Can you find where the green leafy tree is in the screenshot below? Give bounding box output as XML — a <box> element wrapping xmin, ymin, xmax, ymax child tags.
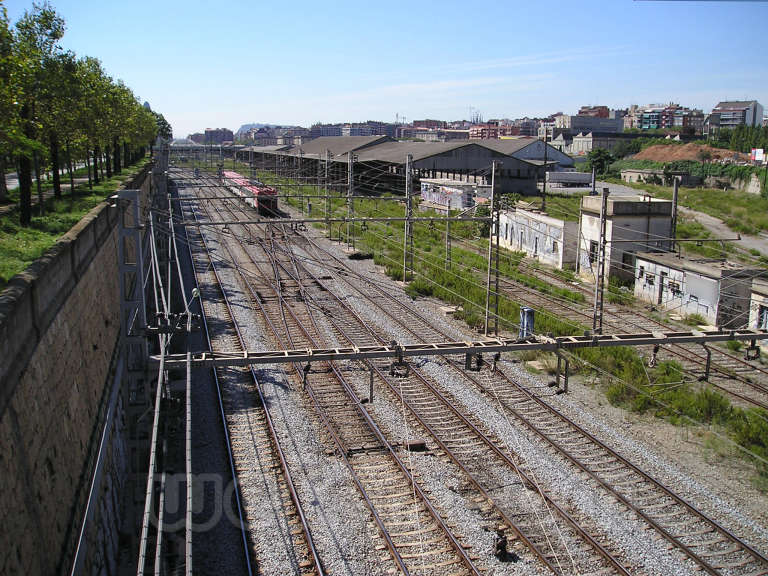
<box><xmin>0</xmin><ymin>5</ymin><xmax>16</xmax><ymax>203</ymax></box>
<box><xmin>12</xmin><ymin>1</ymin><xmax>65</xmax><ymax>224</ymax></box>
<box><xmin>153</xmin><ymin>110</ymin><xmax>172</xmax><ymax>142</ymax></box>
<box><xmin>586</xmin><ymin>147</ymin><xmax>615</xmax><ymax>176</ymax></box>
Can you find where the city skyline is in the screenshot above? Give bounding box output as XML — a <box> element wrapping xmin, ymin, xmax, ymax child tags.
<box><xmin>6</xmin><ymin>0</ymin><xmax>767</xmax><ymax>137</ymax></box>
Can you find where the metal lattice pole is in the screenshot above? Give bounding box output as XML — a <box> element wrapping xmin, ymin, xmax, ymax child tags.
<box><xmin>592</xmin><ymin>187</ymin><xmax>610</xmax><ymax>334</ymax></box>
<box><xmin>484</xmin><ymin>161</ymin><xmax>497</xmax><ymax>336</ymax></box>
<box><xmin>403</xmin><ymin>154</ymin><xmax>413</xmax><ymax>282</ymax></box>
<box><xmin>445</xmin><ymin>215</ymin><xmax>451</xmax><ymax>270</ymax></box>
<box><xmin>347</xmin><ymin>152</ymin><xmax>355</xmax><ymax>250</ymax></box>
<box><xmin>325</xmin><ymin>150</ymin><xmax>331</xmax><ymax>239</ymax></box>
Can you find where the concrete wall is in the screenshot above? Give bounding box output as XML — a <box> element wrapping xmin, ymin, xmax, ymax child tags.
<box><xmin>499</xmin><ymin>209</ymin><xmax>578</xmax><ymax>269</ymax></box>
<box><xmin>578</xmin><ymin>211</ymin><xmax>672</xmax><ymax>281</ymax></box>
<box><xmin>749</xmin><ymin>285</ymin><xmax>768</xmax><ymax>350</ymax></box>
<box><xmin>634</xmin><ymin>257</ymin><xmax>720</xmax><ymax>323</ymax></box>
<box><xmin>0</xmin><ymin>166</ymin><xmax>150</xmax><ymax>575</ymax></box>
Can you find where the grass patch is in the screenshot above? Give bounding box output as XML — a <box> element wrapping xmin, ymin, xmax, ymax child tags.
<box><xmin>0</xmin><ymin>159</ymin><xmax>149</xmax><ymax>290</ymax></box>
<box><xmin>682</xmin><ymin>312</ymin><xmax>707</xmax><ymax>326</ymax></box>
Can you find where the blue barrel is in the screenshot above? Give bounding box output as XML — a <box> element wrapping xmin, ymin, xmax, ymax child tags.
<box><xmin>519</xmin><ymin>307</ymin><xmax>535</xmax><ymax>339</ymax></box>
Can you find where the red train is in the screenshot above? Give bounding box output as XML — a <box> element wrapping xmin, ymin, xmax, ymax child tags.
<box><xmin>221</xmin><ymin>170</ymin><xmax>278</xmax><ymax>215</ymax></box>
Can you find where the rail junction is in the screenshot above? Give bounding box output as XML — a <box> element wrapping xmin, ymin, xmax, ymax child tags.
<box><xmin>92</xmin><ymin>148</ymin><xmax>768</xmax><ymax>576</ymax></box>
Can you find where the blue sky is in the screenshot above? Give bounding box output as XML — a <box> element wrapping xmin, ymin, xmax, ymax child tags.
<box><xmin>5</xmin><ymin>0</ymin><xmax>768</xmax><ymax>138</ymax></box>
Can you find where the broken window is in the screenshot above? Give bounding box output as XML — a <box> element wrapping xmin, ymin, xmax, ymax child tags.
<box><xmin>589</xmin><ymin>240</ymin><xmax>598</xmax><ymax>264</ymax></box>
<box><xmin>759</xmin><ymin>305</ymin><xmax>768</xmax><ymax>330</ymax></box>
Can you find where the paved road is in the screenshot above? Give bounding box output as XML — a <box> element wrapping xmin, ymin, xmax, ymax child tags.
<box><xmin>677</xmin><ymin>206</ymin><xmax>768</xmax><ymax>256</ymax></box>
<box><xmin>5</xmin><ymin>164</ymin><xmax>85</xmax><ymax>190</ymax></box>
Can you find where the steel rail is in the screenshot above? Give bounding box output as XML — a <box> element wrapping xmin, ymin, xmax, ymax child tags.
<box><xmin>184</xmin><ymin>177</ymin><xmax>323</xmax><ymax>575</ymax></box>
<box><xmin>491</xmin><ymin>272</ymin><xmax>768</xmax><ymax>411</ymax></box>
<box><xmin>276</xmin><ymin>242</ymin><xmax>632</xmax><ymax>575</ymax></box>
<box><xmin>177</xmin><ymin>184</ymin><xmax>256</xmax><ymax>575</ymax></box>
<box><xmin>211</xmin><ymin>187</ymin><xmax>629</xmax><ymax>574</ymax></box>
<box><xmin>200</xmin><ymin>181</ymin><xmax>481</xmax><ymax>576</ymax></box>
<box><xmin>303</xmin><ymin>233</ymin><xmax>768</xmax><ymax>576</ymax></box>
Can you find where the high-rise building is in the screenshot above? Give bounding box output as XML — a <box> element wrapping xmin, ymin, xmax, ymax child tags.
<box><xmin>710</xmin><ymin>100</ymin><xmax>764</xmax><ymax>129</ymax></box>
<box><xmin>204</xmin><ymin>128</ymin><xmax>234</xmax><ymax>144</ymax></box>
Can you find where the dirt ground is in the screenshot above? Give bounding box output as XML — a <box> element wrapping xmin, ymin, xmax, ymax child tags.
<box><xmin>633</xmin><ymin>142</ymin><xmax>748</xmax><ymax>162</ymax></box>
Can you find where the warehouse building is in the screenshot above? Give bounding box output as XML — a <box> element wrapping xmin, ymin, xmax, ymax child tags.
<box><xmin>634</xmin><ymin>253</ymin><xmax>763</xmax><ymax>328</ymax></box>
<box><xmin>236</xmin><ymin>136</ymin><xmax>572</xmax><ymax>197</ymax></box>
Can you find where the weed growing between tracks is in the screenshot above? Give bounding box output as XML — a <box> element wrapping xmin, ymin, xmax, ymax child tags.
<box><xmin>260</xmin><ymin>168</ymin><xmax>768</xmax><ymax>481</ymax></box>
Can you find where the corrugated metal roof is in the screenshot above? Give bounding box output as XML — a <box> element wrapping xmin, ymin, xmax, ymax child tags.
<box><xmin>287</xmin><ymin>135</ymin><xmax>391</xmax><ymax>158</ymax></box>
<box><xmin>353</xmin><ymin>141</ymin><xmax>480</xmax><ymax>163</ymax></box>
<box><xmin>473</xmin><ymin>137</ymin><xmax>539</xmax><ymax>155</ymax></box>
<box><xmin>242</xmin><ymin>144</ymin><xmax>292</xmax><ymax>152</ymax></box>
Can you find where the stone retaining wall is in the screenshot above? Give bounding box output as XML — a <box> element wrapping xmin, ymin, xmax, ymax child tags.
<box><xmin>0</xmin><ymin>165</ymin><xmax>151</xmax><ymax>575</ymax></box>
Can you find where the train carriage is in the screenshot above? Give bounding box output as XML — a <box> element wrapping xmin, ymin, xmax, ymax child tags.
<box><xmin>221</xmin><ymin>170</ymin><xmax>278</xmax><ymax>215</ymax></box>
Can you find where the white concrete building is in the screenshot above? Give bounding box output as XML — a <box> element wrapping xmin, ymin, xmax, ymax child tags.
<box><xmin>499</xmin><ymin>208</ymin><xmax>578</xmax><ymax>269</ymax></box>
<box><xmin>749</xmin><ymin>279</ymin><xmax>768</xmax><ymax>329</ymax></box>
<box><xmin>634</xmin><ymin>253</ymin><xmax>763</xmax><ymax>328</ymax></box>
<box><xmin>578</xmin><ymin>194</ymin><xmax>673</xmax><ymax>281</ymax></box>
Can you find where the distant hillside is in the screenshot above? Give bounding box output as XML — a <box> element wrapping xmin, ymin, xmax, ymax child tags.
<box><xmin>633</xmin><ymin>143</ymin><xmax>748</xmax><ymax>163</ymax></box>
<box><xmin>236</xmin><ymin>123</ymin><xmax>277</xmax><ymax>135</ymax></box>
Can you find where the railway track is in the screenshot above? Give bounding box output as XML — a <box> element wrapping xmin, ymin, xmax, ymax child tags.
<box><xmin>193</xmin><ymin>179</ymin><xmax>481</xmax><ymax>576</ymax></box>
<box><xmin>173</xmin><ymin>172</ymin><xmax>768</xmax><ymax>575</ymax></box>
<box><xmin>449</xmin><ymin>235</ymin><xmax>768</xmax><ymax>411</ymax></box>
<box><xmin>205</xmin><ymin>190</ymin><xmax>638</xmax><ymax>574</ymax></box>
<box><xmin>295</xmin><ymin>233</ymin><xmax>768</xmax><ymax>576</ymax></box>
<box><xmin>178</xmin><ymin>173</ymin><xmax>322</xmax><ymax>575</ymax></box>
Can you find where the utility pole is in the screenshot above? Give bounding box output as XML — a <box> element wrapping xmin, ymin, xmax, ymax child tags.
<box><xmin>493</xmin><ymin>191</ymin><xmax>501</xmax><ymax>336</ymax></box>
<box><xmin>592</xmin><ymin>187</ymin><xmax>610</xmax><ymax>335</ymax></box>
<box><xmin>445</xmin><ymin>211</ymin><xmax>451</xmax><ymax>270</ymax></box>
<box><xmin>542</xmin><ymin>127</ymin><xmax>548</xmax><ymax>212</ymax></box>
<box><xmin>591</xmin><ymin>166</ymin><xmax>596</xmax><ymax>196</ymax></box>
<box><xmin>484</xmin><ymin>161</ymin><xmax>497</xmax><ymax>336</ymax></box>
<box><xmin>299</xmin><ymin>149</ymin><xmax>305</xmax><ymax>214</ymax></box>
<box><xmin>325</xmin><ymin>150</ymin><xmax>331</xmax><ymax>239</ymax></box>
<box><xmin>403</xmin><ymin>154</ymin><xmax>413</xmax><ymax>282</ymax></box>
<box><xmin>670</xmin><ymin>177</ymin><xmax>679</xmax><ymax>250</ymax></box>
<box><xmin>347</xmin><ymin>152</ymin><xmax>355</xmax><ymax>249</ymax></box>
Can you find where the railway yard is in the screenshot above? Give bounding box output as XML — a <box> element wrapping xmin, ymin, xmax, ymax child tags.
<box><xmin>131</xmin><ymin>157</ymin><xmax>768</xmax><ymax>576</ymax></box>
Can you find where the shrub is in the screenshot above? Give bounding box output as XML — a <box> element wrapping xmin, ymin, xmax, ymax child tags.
<box><xmin>683</xmin><ymin>313</ymin><xmax>707</xmax><ymax>326</ymax></box>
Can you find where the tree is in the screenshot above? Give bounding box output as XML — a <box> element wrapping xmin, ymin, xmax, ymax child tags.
<box><xmin>153</xmin><ymin>111</ymin><xmax>172</xmax><ymax>142</ymax></box>
<box><xmin>2</xmin><ymin>3</ymin><xmax>161</xmax><ymax>219</ymax></box>
<box><xmin>586</xmin><ymin>147</ymin><xmax>615</xmax><ymax>176</ymax></box>
<box><xmin>0</xmin><ymin>5</ymin><xmax>16</xmax><ymax>203</ymax></box>
<box><xmin>37</xmin><ymin>49</ymin><xmax>78</xmax><ymax>198</ymax></box>
<box><xmin>13</xmin><ymin>1</ymin><xmax>65</xmax><ymax>224</ymax></box>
